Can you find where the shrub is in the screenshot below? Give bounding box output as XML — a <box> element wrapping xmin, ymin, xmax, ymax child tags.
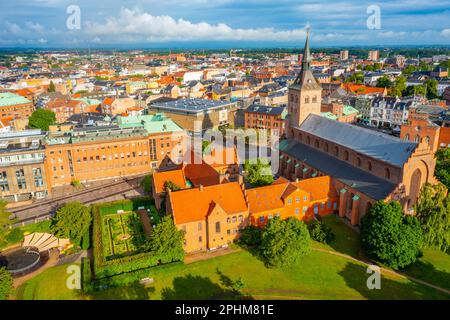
<box><xmin>260</xmin><ymin>217</ymin><xmax>311</xmax><ymax>268</ymax></box>
<box><xmin>308</xmin><ymin>220</ymin><xmax>335</xmax><ymax>244</ymax></box>
<box><xmin>239</xmin><ymin>225</ymin><xmax>262</xmax><ymax>247</ymax></box>
<box><xmin>5</xmin><ymin>228</ymin><xmax>24</xmax><ymax>243</ymax></box>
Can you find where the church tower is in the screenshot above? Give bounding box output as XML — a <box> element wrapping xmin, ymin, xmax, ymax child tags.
<box><xmin>287</xmin><ymin>28</ymin><xmax>322</xmax><ymax>137</ymax></box>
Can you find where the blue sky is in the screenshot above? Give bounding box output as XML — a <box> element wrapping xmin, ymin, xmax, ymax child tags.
<box><xmin>1</xmin><ymin>0</ymin><xmax>449</xmax><ymax>48</ymax></box>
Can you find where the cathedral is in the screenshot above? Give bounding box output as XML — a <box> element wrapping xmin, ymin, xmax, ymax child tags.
<box><xmin>279</xmin><ymin>29</ymin><xmax>436</xmax><ymax>225</ymax></box>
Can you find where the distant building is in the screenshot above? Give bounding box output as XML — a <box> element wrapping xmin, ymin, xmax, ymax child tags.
<box><xmin>340</xmin><ymin>50</ymin><xmax>349</xmax><ymax>61</ymax></box>
<box><xmin>0</xmin><ymin>92</ymin><xmax>34</xmax><ymax>120</ymax></box>
<box><xmin>244</xmin><ymin>105</ymin><xmax>287</xmax><ymax>135</ymax></box>
<box><xmin>149</xmin><ymin>98</ymin><xmax>238</xmax><ymax>133</ymax></box>
<box><xmin>368</xmin><ymin>50</ymin><xmax>379</xmax><ymax>61</ymax></box>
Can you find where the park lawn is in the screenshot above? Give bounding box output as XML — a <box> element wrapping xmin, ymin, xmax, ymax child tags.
<box><xmin>15</xmin><ymin>250</ymin><xmax>449</xmax><ymax>300</ymax></box>
<box><xmin>0</xmin><ymin>220</ymin><xmax>53</xmax><ymax>250</ymax></box>
<box><xmin>311</xmin><ymin>214</ymin><xmax>362</xmax><ymax>259</ymax></box>
<box><xmin>403</xmin><ymin>248</ymin><xmax>450</xmax><ymax>291</ymax></box>
<box><xmin>14</xmin><ymin>263</ymin><xmax>82</xmax><ymax>300</ymax></box>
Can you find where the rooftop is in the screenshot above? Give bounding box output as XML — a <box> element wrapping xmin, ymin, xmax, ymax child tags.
<box><xmin>151</xmin><ymin>98</ymin><xmax>235</xmax><ymax>114</ymax></box>
<box><xmin>0</xmin><ymin>92</ymin><xmax>31</xmax><ymax>107</ymax></box>
<box><xmin>116</xmin><ymin>113</ymin><xmax>183</xmax><ymax>135</ymax></box>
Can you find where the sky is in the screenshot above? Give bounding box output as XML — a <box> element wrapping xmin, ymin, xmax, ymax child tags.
<box><xmin>1</xmin><ymin>0</ymin><xmax>450</xmax><ymax>48</ymax></box>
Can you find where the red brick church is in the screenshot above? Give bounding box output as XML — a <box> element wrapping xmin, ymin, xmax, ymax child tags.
<box><xmin>280</xmin><ymin>29</ymin><xmax>437</xmax><ymax>225</ymax></box>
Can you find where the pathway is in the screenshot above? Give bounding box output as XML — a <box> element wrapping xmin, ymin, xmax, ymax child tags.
<box><xmin>12</xmin><ymin>250</ymin><xmax>59</xmax><ymax>288</ymax></box>
<box><xmin>185</xmin><ymin>246</ymin><xmax>240</xmax><ymax>264</ymax></box>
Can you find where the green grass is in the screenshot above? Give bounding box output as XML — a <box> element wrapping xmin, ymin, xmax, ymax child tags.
<box><xmin>14</xmin><ymin>250</ymin><xmax>449</xmax><ymax>300</ymax></box>
<box><xmin>14</xmin><ymin>263</ymin><xmax>83</xmax><ymax>300</ymax></box>
<box><xmin>102</xmin><ymin>212</ymin><xmax>146</xmax><ymax>259</ymax></box>
<box><xmin>312</xmin><ymin>214</ymin><xmax>362</xmax><ymax>259</ymax></box>
<box><xmin>403</xmin><ymin>248</ymin><xmax>450</xmax><ymax>291</ymax></box>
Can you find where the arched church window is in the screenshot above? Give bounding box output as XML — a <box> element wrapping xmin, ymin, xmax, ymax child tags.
<box><xmin>357</xmin><ymin>157</ymin><xmax>361</xmax><ymax>167</ymax></box>
<box><xmin>405</xmin><ymin>134</ymin><xmax>410</xmax><ymax>141</ymax></box>
<box><xmin>324</xmin><ymin>143</ymin><xmax>329</xmax><ymax>152</ymax></box>
<box><xmin>344</xmin><ymin>150</ymin><xmax>349</xmax><ymax>161</ymax></box>
<box><xmin>305</xmin><ymin>96</ymin><xmax>310</xmax><ymax>103</ymax></box>
<box><xmin>425</xmin><ymin>136</ymin><xmax>430</xmax><ymax>145</ymax></box>
<box><xmin>334</xmin><ymin>146</ymin><xmax>339</xmax><ymax>157</ymax></box>
<box><xmin>414</xmin><ymin>135</ymin><xmax>420</xmax><ymax>143</ymax></box>
<box><xmin>306</xmin><ymin>136</ymin><xmax>311</xmax><ymax>145</ymax></box>
<box><xmin>368</xmin><ymin>161</ymin><xmax>372</xmax><ymax>171</ymax></box>
<box><xmin>314</xmin><ymin>140</ymin><xmax>319</xmax><ymax>148</ymax></box>
<box><xmin>385</xmin><ymin>168</ymin><xmax>390</xmax><ymax>180</ymax></box>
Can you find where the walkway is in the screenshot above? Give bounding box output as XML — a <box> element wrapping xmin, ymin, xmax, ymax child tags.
<box><xmin>12</xmin><ymin>250</ymin><xmax>59</xmax><ymax>288</ymax></box>
<box><xmin>185</xmin><ymin>247</ymin><xmax>240</xmax><ymax>264</ymax></box>
<box><xmin>312</xmin><ymin>247</ymin><xmax>450</xmax><ymax>296</ymax></box>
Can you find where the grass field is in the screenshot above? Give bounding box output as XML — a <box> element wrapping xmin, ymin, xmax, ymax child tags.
<box><xmin>12</xmin><ymin>213</ymin><xmax>450</xmax><ymax>300</ymax></box>
<box><xmin>13</xmin><ymin>249</ymin><xmax>449</xmax><ymax>300</ymax></box>
<box><xmin>102</xmin><ymin>212</ymin><xmax>146</xmax><ymax>259</ymax></box>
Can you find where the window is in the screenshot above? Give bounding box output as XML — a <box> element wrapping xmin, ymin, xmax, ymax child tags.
<box><xmin>315</xmin><ymin>140</ymin><xmax>319</xmax><ymax>148</ymax></box>
<box><xmin>232</xmin><ymin>216</ymin><xmax>237</xmax><ymax>223</ymax></box>
<box><xmin>306</xmin><ymin>136</ymin><xmax>311</xmax><ymax>144</ymax></box>
<box><xmin>415</xmin><ymin>135</ymin><xmax>420</xmax><ymax>143</ymax></box>
<box><xmin>199</xmin><ymin>236</ymin><xmax>202</xmax><ymax>243</ymax></box>
<box><xmin>198</xmin><ymin>222</ymin><xmax>202</xmax><ymax>231</ymax></box>
<box><xmin>324</xmin><ymin>143</ymin><xmax>329</xmax><ymax>152</ymax></box>
<box><xmin>425</xmin><ymin>136</ymin><xmax>430</xmax><ymax>145</ymax></box>
<box><xmin>259</xmin><ymin>216</ymin><xmax>265</xmax><ymax>223</ymax></box>
<box><xmin>344</xmin><ymin>150</ymin><xmax>349</xmax><ymax>161</ymax></box>
<box><xmin>296</xmin><ymin>197</ymin><xmax>300</xmax><ymax>203</ymax></box>
<box><xmin>405</xmin><ymin>134</ymin><xmax>410</xmax><ymax>141</ymax></box>
<box><xmin>368</xmin><ymin>161</ymin><xmax>372</xmax><ymax>171</ymax></box>
<box><xmin>0</xmin><ymin>171</ymin><xmax>8</xmax><ymax>191</ymax></box>
<box><xmin>385</xmin><ymin>168</ymin><xmax>391</xmax><ymax>179</ymax></box>
<box><xmin>16</xmin><ymin>169</ymin><xmax>26</xmax><ymax>190</ymax></box>
<box><xmin>334</xmin><ymin>146</ymin><xmax>339</xmax><ymax>157</ymax></box>
<box><xmin>238</xmin><ymin>215</ymin><xmax>243</xmax><ymax>222</ymax></box>
<box><xmin>295</xmin><ymin>208</ymin><xmax>300</xmax><ymax>215</ymax></box>
<box><xmin>303</xmin><ymin>195</ymin><xmax>308</xmax><ymax>201</ymax></box>
<box><xmin>357</xmin><ymin>157</ymin><xmax>361</xmax><ymax>167</ymax></box>
<box><xmin>215</xmin><ymin>222</ymin><xmax>221</xmax><ymax>233</ymax></box>
<box><xmin>287</xmin><ymin>199</ymin><xmax>292</xmax><ymax>205</ymax></box>
<box><xmin>305</xmin><ymin>96</ymin><xmax>310</xmax><ymax>103</ymax></box>
<box><xmin>268</xmin><ymin>214</ymin><xmax>273</xmax><ymax>219</ymax></box>
<box><xmin>33</xmin><ymin>168</ymin><xmax>44</xmax><ymax>187</ymax></box>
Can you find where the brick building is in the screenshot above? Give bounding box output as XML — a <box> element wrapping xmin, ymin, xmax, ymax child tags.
<box><xmin>244</xmin><ymin>105</ymin><xmax>287</xmax><ymax>135</ymax></box>
<box><xmin>0</xmin><ymin>92</ymin><xmax>34</xmax><ymax>120</ymax></box>
<box><xmin>282</xmin><ymin>30</ymin><xmax>436</xmax><ymax>226</ymax></box>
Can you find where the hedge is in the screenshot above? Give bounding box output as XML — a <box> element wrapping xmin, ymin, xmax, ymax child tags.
<box><xmin>81</xmin><ymin>257</ymin><xmax>92</xmax><ymax>292</ymax></box>
<box><xmin>91</xmin><ymin>198</ymin><xmax>177</xmax><ymax>279</ymax></box>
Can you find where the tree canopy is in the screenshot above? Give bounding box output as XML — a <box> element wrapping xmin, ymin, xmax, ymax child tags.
<box><xmin>51</xmin><ymin>202</ymin><xmax>92</xmax><ymax>246</ymax></box>
<box><xmin>163</xmin><ymin>180</ymin><xmax>181</xmax><ymax>192</ymax></box>
<box><xmin>376</xmin><ymin>75</ymin><xmax>392</xmax><ymax>88</ymax></box>
<box><xmin>434</xmin><ymin>148</ymin><xmax>450</xmax><ymax>190</ymax></box>
<box><xmin>28</xmin><ymin>109</ymin><xmax>56</xmax><ymax>131</ymax></box>
<box><xmin>244</xmin><ymin>159</ymin><xmax>274</xmax><ymax>187</ymax></box>
<box><xmin>260</xmin><ymin>217</ymin><xmax>311</xmax><ymax>268</ymax></box>
<box><xmin>0</xmin><ymin>267</ymin><xmax>13</xmax><ymax>300</ymax></box>
<box><xmin>361</xmin><ymin>201</ymin><xmax>423</xmax><ymax>270</ymax></box>
<box><xmin>415</xmin><ymin>183</ymin><xmax>450</xmax><ymax>252</ymax></box>
<box><xmin>0</xmin><ymin>200</ymin><xmax>15</xmax><ymax>230</ymax></box>
<box><xmin>144</xmin><ymin>215</ymin><xmax>185</xmax><ymax>264</ymax></box>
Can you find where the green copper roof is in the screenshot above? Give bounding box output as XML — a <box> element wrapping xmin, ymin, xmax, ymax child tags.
<box><xmin>320</xmin><ymin>112</ymin><xmax>338</xmax><ymax>120</ymax></box>
<box><xmin>0</xmin><ymin>92</ymin><xmax>31</xmax><ymax>107</ymax></box>
<box><xmin>343</xmin><ymin>105</ymin><xmax>359</xmax><ymax>116</ymax></box>
<box><xmin>116</xmin><ymin>113</ymin><xmax>183</xmax><ymax>135</ymax></box>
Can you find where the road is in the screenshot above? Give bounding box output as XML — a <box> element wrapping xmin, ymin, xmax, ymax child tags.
<box><xmin>9</xmin><ymin>176</ymin><xmax>146</xmax><ymax>226</ymax></box>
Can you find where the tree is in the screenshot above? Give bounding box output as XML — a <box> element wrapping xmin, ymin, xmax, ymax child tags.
<box><xmin>28</xmin><ymin>109</ymin><xmax>56</xmax><ymax>131</ymax></box>
<box><xmin>415</xmin><ymin>183</ymin><xmax>450</xmax><ymax>252</ymax></box>
<box><xmin>390</xmin><ymin>75</ymin><xmax>407</xmax><ymax>97</ymax></box>
<box><xmin>140</xmin><ymin>175</ymin><xmax>152</xmax><ymax>193</ymax></box>
<box><xmin>361</xmin><ymin>201</ymin><xmax>423</xmax><ymax>270</ymax></box>
<box><xmin>239</xmin><ymin>225</ymin><xmax>262</xmax><ymax>247</ymax></box>
<box><xmin>404</xmin><ymin>85</ymin><xmax>426</xmax><ymax>97</ymax></box>
<box><xmin>163</xmin><ymin>180</ymin><xmax>181</xmax><ymax>192</ymax></box>
<box><xmin>0</xmin><ymin>200</ymin><xmax>15</xmax><ymax>230</ymax></box>
<box><xmin>308</xmin><ymin>220</ymin><xmax>335</xmax><ymax>244</ymax></box>
<box><xmin>260</xmin><ymin>217</ymin><xmax>311</xmax><ymax>268</ymax></box>
<box><xmin>48</xmin><ymin>81</ymin><xmax>56</xmax><ymax>92</ymax></box>
<box><xmin>376</xmin><ymin>75</ymin><xmax>392</xmax><ymax>88</ymax></box>
<box><xmin>434</xmin><ymin>148</ymin><xmax>450</xmax><ymax>189</ymax></box>
<box><xmin>243</xmin><ymin>159</ymin><xmax>274</xmax><ymax>187</ymax></box>
<box><xmin>425</xmin><ymin>79</ymin><xmax>438</xmax><ymax>100</ymax></box>
<box><xmin>402</xmin><ymin>65</ymin><xmax>417</xmax><ymax>75</ymax></box>
<box><xmin>0</xmin><ymin>267</ymin><xmax>13</xmax><ymax>300</ymax></box>
<box><xmin>51</xmin><ymin>202</ymin><xmax>92</xmax><ymax>246</ymax></box>
<box><xmin>144</xmin><ymin>215</ymin><xmax>185</xmax><ymax>264</ymax></box>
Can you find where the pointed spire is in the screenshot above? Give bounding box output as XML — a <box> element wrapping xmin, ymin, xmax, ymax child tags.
<box><xmin>302</xmin><ymin>27</ymin><xmax>311</xmax><ymax>71</ymax></box>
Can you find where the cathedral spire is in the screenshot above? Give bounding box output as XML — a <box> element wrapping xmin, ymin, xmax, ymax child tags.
<box><xmin>302</xmin><ymin>27</ymin><xmax>311</xmax><ymax>71</ymax></box>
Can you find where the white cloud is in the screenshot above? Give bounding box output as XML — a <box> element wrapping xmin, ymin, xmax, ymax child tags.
<box><xmin>442</xmin><ymin>29</ymin><xmax>450</xmax><ymax>37</ymax></box>
<box><xmin>84</xmin><ymin>7</ymin><xmax>308</xmax><ymax>42</ymax></box>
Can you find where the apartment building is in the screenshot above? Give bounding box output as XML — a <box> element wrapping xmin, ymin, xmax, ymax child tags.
<box><xmin>244</xmin><ymin>105</ymin><xmax>287</xmax><ymax>135</ymax></box>
<box><xmin>0</xmin><ymin>130</ymin><xmax>50</xmax><ymax>205</ymax></box>
<box><xmin>0</xmin><ymin>92</ymin><xmax>34</xmax><ymax>120</ymax></box>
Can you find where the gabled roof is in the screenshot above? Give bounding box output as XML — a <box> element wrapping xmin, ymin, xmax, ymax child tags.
<box><xmin>299</xmin><ymin>114</ymin><xmax>417</xmax><ymax>167</ymax></box>
<box><xmin>170</xmin><ymin>182</ymin><xmax>248</xmax><ymax>224</ymax></box>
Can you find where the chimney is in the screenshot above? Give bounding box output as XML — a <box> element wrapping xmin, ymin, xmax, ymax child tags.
<box><xmin>199</xmin><ymin>184</ymin><xmax>203</xmax><ymax>191</ymax></box>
